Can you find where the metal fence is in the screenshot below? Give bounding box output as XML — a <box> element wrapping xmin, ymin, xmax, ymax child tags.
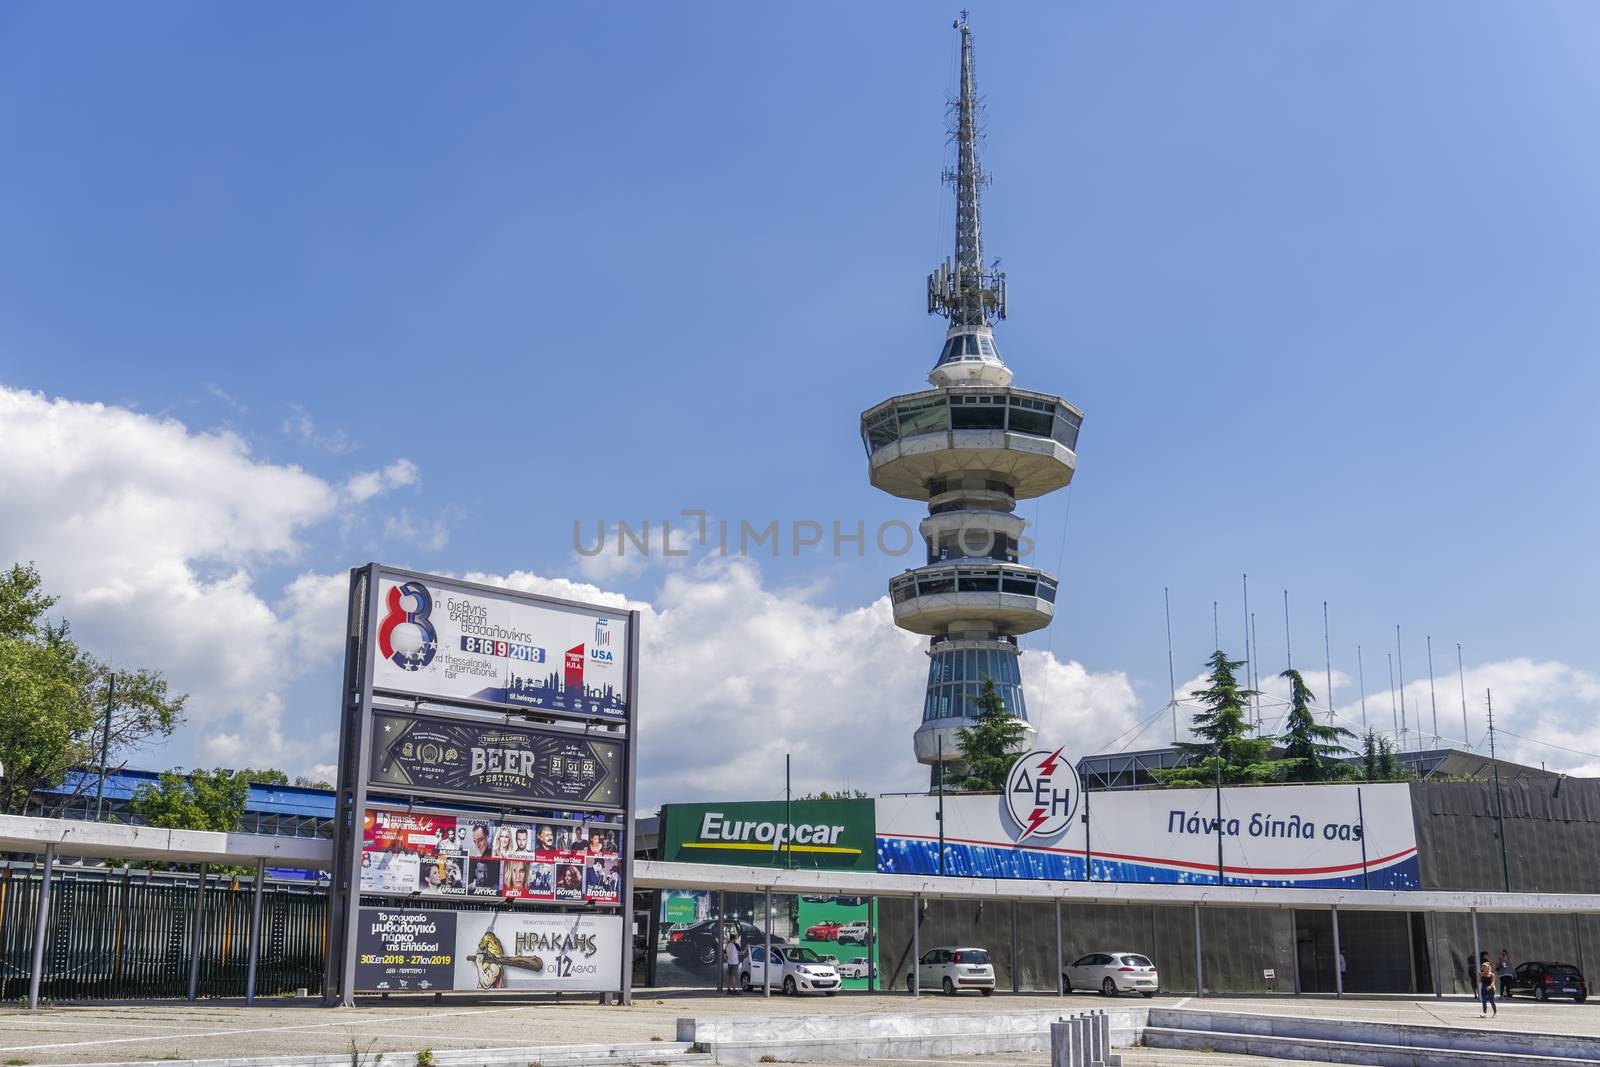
<box><xmin>0</xmin><ymin>864</ymin><xmax>328</xmax><ymax>1001</ymax></box>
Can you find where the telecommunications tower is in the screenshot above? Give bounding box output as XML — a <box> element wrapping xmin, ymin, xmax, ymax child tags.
<box><xmin>859</xmin><ymin>15</ymin><xmax>1082</xmax><ymax>784</ymax></box>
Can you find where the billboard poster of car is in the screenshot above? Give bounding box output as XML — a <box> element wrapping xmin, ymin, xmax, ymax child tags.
<box><xmin>453</xmin><ymin>911</ymin><xmax>624</xmax><ymax>992</ymax></box>
<box><xmin>355</xmin><ymin>908</ymin><xmax>457</xmax><ymax>993</ymax></box>
<box><xmin>368</xmin><ymin>710</ymin><xmax>623</xmax><ymax>810</ymax></box>
<box><xmin>795</xmin><ymin>895</ymin><xmax>879</xmax><ymax>991</ymax></box>
<box><xmin>359</xmin><ymin>806</ymin><xmax>623</xmax><ymax>905</ymax></box>
<box><xmin>370</xmin><ymin>573</ymin><xmax>629</xmax><ymax>722</ymax></box>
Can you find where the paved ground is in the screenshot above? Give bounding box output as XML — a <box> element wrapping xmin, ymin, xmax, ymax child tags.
<box><xmin>0</xmin><ymin>990</ymin><xmax>1595</xmax><ymax>1065</ymax></box>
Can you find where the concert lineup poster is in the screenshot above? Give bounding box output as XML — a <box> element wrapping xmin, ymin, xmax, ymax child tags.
<box><xmin>355</xmin><ymin>908</ymin><xmax>457</xmax><ymax>993</ymax></box>
<box><xmin>369</xmin><ymin>574</ymin><xmax>629</xmax><ymax>722</ymax></box>
<box><xmin>453</xmin><ymin>911</ymin><xmax>624</xmax><ymax>992</ymax></box>
<box><xmin>360</xmin><ymin>806</ymin><xmax>623</xmax><ymax>904</ymax></box>
<box><xmin>367</xmin><ymin>711</ymin><xmax>622</xmax><ymax>809</ymax></box>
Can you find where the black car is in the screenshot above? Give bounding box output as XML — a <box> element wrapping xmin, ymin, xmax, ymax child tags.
<box><xmin>1504</xmin><ymin>961</ymin><xmax>1588</xmax><ymax>1002</ymax></box>
<box><xmin>665</xmin><ymin>919</ymin><xmax>786</xmax><ymax>967</ymax></box>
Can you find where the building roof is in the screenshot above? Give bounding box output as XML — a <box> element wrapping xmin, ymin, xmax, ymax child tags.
<box><xmin>43</xmin><ymin>770</ymin><xmax>336</xmax><ymax>819</ymax></box>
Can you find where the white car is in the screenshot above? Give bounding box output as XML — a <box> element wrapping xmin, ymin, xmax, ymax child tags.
<box><xmin>837</xmin><ymin>921</ymin><xmax>875</xmax><ymax>945</ymax></box>
<box><xmin>838</xmin><ymin>955</ymin><xmax>877</xmax><ymax>979</ymax></box>
<box><xmin>1065</xmin><ymin>952</ymin><xmax>1159</xmax><ymax>997</ymax></box>
<box><xmin>740</xmin><ymin>944</ymin><xmax>841</xmax><ymax>996</ymax></box>
<box><xmin>909</xmin><ymin>946</ymin><xmax>995</xmax><ymax>996</ymax></box>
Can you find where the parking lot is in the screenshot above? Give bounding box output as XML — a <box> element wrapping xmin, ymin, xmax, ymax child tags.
<box><xmin>2</xmin><ymin>989</ymin><xmax>1598</xmax><ymax>1066</ymax></box>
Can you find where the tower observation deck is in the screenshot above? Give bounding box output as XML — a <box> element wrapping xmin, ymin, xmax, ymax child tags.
<box><xmin>859</xmin><ymin>15</ymin><xmax>1082</xmax><ymax>783</ymax></box>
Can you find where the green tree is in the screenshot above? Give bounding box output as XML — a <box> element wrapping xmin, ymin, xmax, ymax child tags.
<box><xmin>1357</xmin><ymin>729</ymin><xmax>1405</xmax><ymax>781</ymax></box>
<box><xmin>127</xmin><ymin>767</ymin><xmax>254</xmax><ymax>833</ymax></box>
<box><xmin>1156</xmin><ymin>651</ymin><xmax>1282</xmax><ymax>787</ymax></box>
<box><xmin>0</xmin><ymin>563</ymin><xmax>186</xmax><ymax>814</ymax></box>
<box><xmin>950</xmin><ymin>676</ymin><xmax>1029</xmax><ymax>792</ymax></box>
<box><xmin>797</xmin><ymin>789</ymin><xmax>869</xmax><ymax>801</ymax></box>
<box><xmin>1276</xmin><ymin>669</ymin><xmax>1357</xmax><ymax>782</ymax></box>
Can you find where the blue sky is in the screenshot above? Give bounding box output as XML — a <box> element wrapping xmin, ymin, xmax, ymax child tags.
<box><xmin>2</xmin><ymin>3</ymin><xmax>1597</xmax><ymax>797</ymax></box>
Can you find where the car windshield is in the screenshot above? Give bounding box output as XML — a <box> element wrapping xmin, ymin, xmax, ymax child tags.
<box><xmin>954</xmin><ymin>949</ymin><xmax>991</xmax><ymax>964</ymax></box>
<box><xmin>851</xmin><ymin>957</ymin><xmax>868</xmax><ymax>964</ymax></box>
<box><xmin>1121</xmin><ymin>955</ymin><xmax>1153</xmax><ymax>968</ymax></box>
<box><xmin>786</xmin><ymin>947</ymin><xmax>824</xmax><ymax>963</ymax></box>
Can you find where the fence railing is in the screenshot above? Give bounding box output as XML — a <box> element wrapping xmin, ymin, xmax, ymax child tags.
<box><xmin>0</xmin><ymin>864</ymin><xmax>328</xmax><ymax>1001</ymax></box>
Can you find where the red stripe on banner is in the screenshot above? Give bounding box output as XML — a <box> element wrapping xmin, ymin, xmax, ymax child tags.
<box><xmin>883</xmin><ymin>832</ymin><xmax>1416</xmax><ymax>877</ymax></box>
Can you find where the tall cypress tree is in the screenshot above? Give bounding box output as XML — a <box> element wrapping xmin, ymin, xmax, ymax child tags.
<box><xmin>1156</xmin><ymin>651</ymin><xmax>1282</xmax><ymax>787</ymax></box>
<box><xmin>1276</xmin><ymin>668</ymin><xmax>1356</xmax><ymax>782</ymax></box>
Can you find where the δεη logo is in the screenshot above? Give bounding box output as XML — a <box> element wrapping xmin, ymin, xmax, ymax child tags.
<box><xmin>378</xmin><ymin>581</ymin><xmax>438</xmax><ymax>671</ymax></box>
<box><xmin>1002</xmin><ymin>746</ymin><xmax>1079</xmax><ymax>843</ymax></box>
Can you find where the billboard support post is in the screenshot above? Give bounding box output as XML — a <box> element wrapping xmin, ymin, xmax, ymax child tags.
<box><xmin>1054</xmin><ymin>897</ymin><xmax>1064</xmax><ymax>996</ymax></box>
<box><xmin>911</xmin><ymin>892</ymin><xmax>921</xmax><ymax>996</ymax></box>
<box><xmin>1331</xmin><ymin>905</ymin><xmax>1344</xmax><ymax>999</ymax></box>
<box><xmin>246</xmin><ymin>857</ymin><xmax>265</xmax><ymax>1005</ymax></box>
<box><xmin>1193</xmin><ymin>903</ymin><xmax>1204</xmax><ymax>997</ymax></box>
<box><xmin>26</xmin><ymin>844</ymin><xmax>55</xmax><ymax>1010</ymax></box>
<box><xmin>1471</xmin><ymin>907</ymin><xmax>1481</xmax><ymax>990</ymax></box>
<box><xmin>764</xmin><ymin>888</ymin><xmax>772</xmax><ymax>998</ymax></box>
<box><xmin>620</xmin><ymin>606</ymin><xmax>641</xmax><ymax>1006</ymax></box>
<box><xmin>187</xmin><ymin>864</ymin><xmax>208</xmax><ymax>1001</ymax></box>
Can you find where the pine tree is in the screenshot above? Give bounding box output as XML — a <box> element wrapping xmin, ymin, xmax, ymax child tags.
<box><xmin>1377</xmin><ymin>735</ymin><xmax>1401</xmax><ymax>780</ymax></box>
<box><xmin>1156</xmin><ymin>651</ymin><xmax>1282</xmax><ymax>787</ymax></box>
<box><xmin>1276</xmin><ymin>669</ymin><xmax>1357</xmax><ymax>782</ymax></box>
<box><xmin>1361</xmin><ymin>729</ymin><xmax>1380</xmax><ymax>781</ymax></box>
<box><xmin>950</xmin><ymin>676</ymin><xmax>1029</xmax><ymax>792</ymax></box>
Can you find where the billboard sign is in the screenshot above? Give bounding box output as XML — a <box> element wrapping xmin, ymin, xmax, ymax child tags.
<box><xmin>360</xmin><ymin>807</ymin><xmax>623</xmax><ymax>905</ymax></box>
<box><xmin>368</xmin><ymin>710</ymin><xmax>623</xmax><ymax>810</ymax></box>
<box><xmin>354</xmin><ymin>908</ymin><xmax>624</xmax><ymax>993</ymax></box>
<box><xmin>371</xmin><ymin>573</ymin><xmax>628</xmax><ymax>722</ymax></box>
<box><xmin>659</xmin><ymin>799</ymin><xmax>877</xmax><ymax>871</ymax></box>
<box><xmin>454</xmin><ymin>911</ymin><xmax>624</xmax><ymax>992</ymax></box>
<box><xmin>877</xmin><ymin>778</ymin><xmax>1419</xmax><ymax>889</ymax></box>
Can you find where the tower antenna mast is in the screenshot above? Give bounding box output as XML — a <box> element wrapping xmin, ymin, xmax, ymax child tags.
<box><xmin>928</xmin><ymin>12</ymin><xmax>1007</xmax><ymax>326</ymax></box>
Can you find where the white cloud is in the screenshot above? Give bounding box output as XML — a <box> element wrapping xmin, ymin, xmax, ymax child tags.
<box><xmin>0</xmin><ymin>386</ymin><xmax>404</xmax><ymax>776</ymax></box>
<box><xmin>281</xmin><ymin>405</ymin><xmax>354</xmax><ymax>455</ymax></box>
<box><xmin>343</xmin><ymin>458</ymin><xmax>419</xmax><ymax>504</ymax></box>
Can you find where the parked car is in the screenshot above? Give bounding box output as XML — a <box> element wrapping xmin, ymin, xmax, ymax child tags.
<box><xmin>801</xmin><ymin>895</ymin><xmax>867</xmax><ymax>906</ymax></box>
<box><xmin>1065</xmin><ymin>952</ymin><xmax>1159</xmax><ymax>997</ymax></box>
<box><xmin>908</xmin><ymin>946</ymin><xmax>995</xmax><ymax>996</ymax></box>
<box><xmin>740</xmin><ymin>944</ymin><xmax>841</xmax><ymax>995</ymax></box>
<box><xmin>805</xmin><ymin>921</ymin><xmax>842</xmax><ymax>941</ymax></box>
<box><xmin>838</xmin><ymin>921</ymin><xmax>875</xmax><ymax>945</ymax></box>
<box><xmin>665</xmin><ymin>919</ymin><xmax>784</xmax><ymax>967</ymax></box>
<box><xmin>838</xmin><ymin>955</ymin><xmax>877</xmax><ymax>980</ymax></box>
<box><xmin>1504</xmin><ymin>961</ymin><xmax>1588</xmax><ymax>1002</ymax></box>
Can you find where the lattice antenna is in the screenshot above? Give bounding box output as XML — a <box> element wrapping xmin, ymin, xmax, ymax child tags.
<box><xmin>928</xmin><ymin>12</ymin><xmax>1007</xmax><ymax>326</ymax></box>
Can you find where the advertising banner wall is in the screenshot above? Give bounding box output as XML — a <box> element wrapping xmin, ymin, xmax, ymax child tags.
<box><xmin>371</xmin><ymin>574</ymin><xmax>629</xmax><ymax>722</ymax></box>
<box><xmin>877</xmin><ymin>782</ymin><xmax>1419</xmax><ymax>889</ymax></box>
<box><xmin>659</xmin><ymin>800</ymin><xmax>877</xmax><ymax>871</ymax></box>
<box><xmin>355</xmin><ymin>908</ymin><xmax>457</xmax><ymax>993</ymax></box>
<box><xmin>368</xmin><ymin>710</ymin><xmax>623</xmax><ymax>810</ymax></box>
<box><xmin>454</xmin><ymin>912</ymin><xmax>624</xmax><ymax>992</ymax></box>
<box><xmin>360</xmin><ymin>807</ymin><xmax>622</xmax><ymax>905</ymax></box>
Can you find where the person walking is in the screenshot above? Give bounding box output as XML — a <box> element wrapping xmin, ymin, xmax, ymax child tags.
<box><xmin>1478</xmin><ymin>951</ymin><xmax>1497</xmax><ymax>1017</ymax></box>
<box><xmin>1497</xmin><ymin>949</ymin><xmax>1514</xmax><ymax>998</ymax></box>
<box><xmin>723</xmin><ymin>934</ymin><xmax>743</xmax><ymax>995</ymax></box>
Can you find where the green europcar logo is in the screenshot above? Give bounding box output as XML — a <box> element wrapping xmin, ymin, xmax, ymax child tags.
<box><xmin>660</xmin><ymin>800</ymin><xmax>877</xmax><ymax>871</ymax></box>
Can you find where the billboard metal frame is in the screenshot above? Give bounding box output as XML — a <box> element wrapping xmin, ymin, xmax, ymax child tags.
<box><xmin>324</xmin><ymin>564</ymin><xmax>639</xmax><ymax>1007</ymax></box>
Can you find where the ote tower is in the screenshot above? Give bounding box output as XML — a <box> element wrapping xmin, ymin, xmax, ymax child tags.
<box><xmin>859</xmin><ymin>16</ymin><xmax>1082</xmax><ymax>784</ymax></box>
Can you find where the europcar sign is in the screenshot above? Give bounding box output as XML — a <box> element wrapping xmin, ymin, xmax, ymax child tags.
<box><xmin>660</xmin><ymin>799</ymin><xmax>877</xmax><ymax>871</ymax></box>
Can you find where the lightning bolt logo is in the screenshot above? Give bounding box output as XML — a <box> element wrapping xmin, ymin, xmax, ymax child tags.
<box><xmin>1018</xmin><ymin>806</ymin><xmax>1052</xmax><ymax>841</ymax></box>
<box><xmin>1036</xmin><ymin>746</ymin><xmax>1066</xmax><ymax>777</ymax></box>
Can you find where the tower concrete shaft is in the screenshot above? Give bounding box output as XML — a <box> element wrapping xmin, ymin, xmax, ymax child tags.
<box><xmin>859</xmin><ymin>15</ymin><xmax>1082</xmax><ymax>782</ymax></box>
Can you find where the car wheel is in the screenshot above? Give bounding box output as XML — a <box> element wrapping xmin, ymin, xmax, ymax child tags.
<box><xmin>980</xmin><ymin>987</ymin><xmax>994</xmax><ymax>997</ymax></box>
<box><xmin>784</xmin><ymin>976</ymin><xmax>797</xmax><ymax>996</ymax></box>
<box><xmin>825</xmin><ymin>991</ymin><xmax>837</xmax><ymax>997</ymax></box>
<box><xmin>907</xmin><ymin>975</ymin><xmax>916</xmax><ymax>992</ymax></box>
<box><xmin>943</xmin><ymin>976</ymin><xmax>957</xmax><ymax>996</ymax></box>
<box><xmin>1141</xmin><ymin>991</ymin><xmax>1154</xmax><ymax>999</ymax></box>
<box><xmin>1102</xmin><ymin>977</ymin><xmax>1117</xmax><ymax>997</ymax></box>
<box><xmin>1063</xmin><ymin>975</ymin><xmax>1073</xmax><ymax>994</ymax></box>
<box><xmin>740</xmin><ymin>973</ymin><xmax>751</xmax><ymax>993</ymax></box>
<box><xmin>1537</xmin><ymin>986</ymin><xmax>1548</xmax><ymax>1001</ymax></box>
<box><xmin>1577</xmin><ymin>994</ymin><xmax>1588</xmax><ymax>1003</ymax></box>
<box><xmin>697</xmin><ymin>944</ymin><xmax>718</xmax><ymax>966</ymax></box>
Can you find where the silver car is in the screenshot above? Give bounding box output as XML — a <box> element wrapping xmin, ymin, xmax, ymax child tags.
<box><xmin>909</xmin><ymin>946</ymin><xmax>996</xmax><ymax>996</ymax></box>
<box><xmin>1065</xmin><ymin>951</ymin><xmax>1159</xmax><ymax>997</ymax></box>
<box><xmin>740</xmin><ymin>944</ymin><xmax>841</xmax><ymax>996</ymax></box>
